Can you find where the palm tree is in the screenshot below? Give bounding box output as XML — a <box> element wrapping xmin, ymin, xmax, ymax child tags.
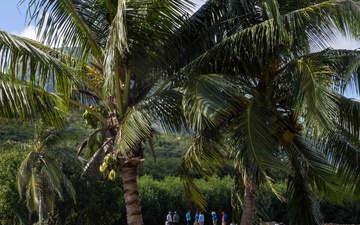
<box><xmin>17</xmin><ymin>123</ymin><xmax>78</xmax><ymax>224</ymax></box>
<box><xmin>178</xmin><ymin>0</ymin><xmax>360</xmax><ymax>225</ymax></box>
<box><xmin>1</xmin><ymin>0</ymin><xmax>192</xmax><ymax>224</ymax></box>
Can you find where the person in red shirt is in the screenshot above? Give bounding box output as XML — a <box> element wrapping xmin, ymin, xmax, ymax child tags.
<box><xmin>221</xmin><ymin>211</ymin><xmax>227</xmax><ymax>225</ymax></box>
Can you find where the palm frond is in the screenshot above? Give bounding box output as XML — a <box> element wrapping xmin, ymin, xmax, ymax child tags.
<box><xmin>20</xmin><ymin>0</ymin><xmax>103</xmax><ymax>58</ymax></box>
<box><xmin>142</xmin><ymin>90</ymin><xmax>186</xmax><ymax>134</ymax></box>
<box><xmin>319</xmin><ymin>128</ymin><xmax>360</xmax><ymax>199</ymax></box>
<box><xmin>286</xmin><ymin>140</ymin><xmax>323</xmax><ymax>225</ymax></box>
<box><xmin>17</xmin><ymin>151</ymin><xmax>38</xmax><ymax>198</ymax></box>
<box><xmin>183</xmin><ymin>74</ymin><xmax>245</xmax><ymax>131</ymax></box>
<box><xmin>26</xmin><ymin>171</ymin><xmax>42</xmax><ymax>213</ymax></box>
<box><xmin>0</xmin><ymin>78</ymin><xmax>66</xmax><ymax>126</ymax></box>
<box><xmin>181</xmin><ymin>131</ymin><xmax>229</xmax><ymax>210</ymax></box>
<box><xmin>165</xmin><ymin>0</ymin><xmax>255</xmax><ymax>71</ymax></box>
<box><xmin>176</xmin><ymin>0</ymin><xmax>360</xmax><ymax>83</ymax></box>
<box><xmin>338</xmin><ymin>92</ymin><xmax>360</xmax><ymax>141</ymax></box>
<box><xmin>41</xmin><ymin>155</ymin><xmax>76</xmax><ymax>203</ymax></box>
<box><xmin>320</xmin><ymin>96</ymin><xmax>360</xmax><ymax>197</ymax></box>
<box><xmin>231</xmin><ymin>100</ymin><xmax>290</xmax><ymax>174</ymax></box>
<box><xmin>41</xmin><ymin>157</ymin><xmax>64</xmax><ymax>201</ymax></box>
<box><xmin>0</xmin><ymin>30</ymin><xmax>80</xmax><ymax>89</ymax></box>
<box><xmin>103</xmin><ymin>0</ymin><xmax>128</xmax><ymax>95</ymax></box>
<box><xmin>284</xmin><ymin>0</ymin><xmax>360</xmax><ymax>52</ymax></box>
<box><xmin>115</xmin><ymin>106</ymin><xmax>154</xmax><ymax>155</ymax></box>
<box><xmin>294</xmin><ymin>134</ymin><xmax>342</xmax><ymax>202</ymax></box>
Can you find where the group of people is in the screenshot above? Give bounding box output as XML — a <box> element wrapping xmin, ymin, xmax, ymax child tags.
<box><xmin>166</xmin><ymin>211</ymin><xmax>180</xmax><ymax>225</ymax></box>
<box><xmin>166</xmin><ymin>210</ymin><xmax>227</xmax><ymax>225</ymax></box>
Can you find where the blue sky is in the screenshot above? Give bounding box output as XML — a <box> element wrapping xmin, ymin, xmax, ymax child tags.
<box><xmin>0</xmin><ymin>0</ymin><xmax>30</xmax><ymax>33</ymax></box>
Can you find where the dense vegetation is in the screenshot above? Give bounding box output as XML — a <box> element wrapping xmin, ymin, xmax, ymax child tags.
<box><xmin>1</xmin><ymin>121</ymin><xmax>360</xmax><ymax>224</ymax></box>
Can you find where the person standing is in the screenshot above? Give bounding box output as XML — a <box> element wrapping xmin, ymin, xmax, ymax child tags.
<box><xmin>211</xmin><ymin>211</ymin><xmax>217</xmax><ymax>225</ymax></box>
<box><xmin>166</xmin><ymin>211</ymin><xmax>173</xmax><ymax>225</ymax></box>
<box><xmin>198</xmin><ymin>212</ymin><xmax>205</xmax><ymax>225</ymax></box>
<box><xmin>186</xmin><ymin>210</ymin><xmax>191</xmax><ymax>225</ymax></box>
<box><xmin>47</xmin><ymin>212</ymin><xmax>53</xmax><ymax>225</ymax></box>
<box><xmin>173</xmin><ymin>211</ymin><xmax>180</xmax><ymax>225</ymax></box>
<box><xmin>194</xmin><ymin>211</ymin><xmax>200</xmax><ymax>225</ymax></box>
<box><xmin>222</xmin><ymin>211</ymin><xmax>227</xmax><ymax>225</ymax></box>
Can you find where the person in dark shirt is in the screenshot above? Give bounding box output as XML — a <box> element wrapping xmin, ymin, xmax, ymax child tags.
<box><xmin>173</xmin><ymin>211</ymin><xmax>180</xmax><ymax>225</ymax></box>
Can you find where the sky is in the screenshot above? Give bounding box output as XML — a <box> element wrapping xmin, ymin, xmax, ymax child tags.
<box><xmin>0</xmin><ymin>0</ymin><xmax>35</xmax><ymax>37</ymax></box>
<box><xmin>0</xmin><ymin>0</ymin><xmax>359</xmax><ymax>97</ymax></box>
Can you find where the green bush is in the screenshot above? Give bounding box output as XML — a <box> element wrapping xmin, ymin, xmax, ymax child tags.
<box><xmin>0</xmin><ymin>144</ymin><xmax>29</xmax><ymax>224</ymax></box>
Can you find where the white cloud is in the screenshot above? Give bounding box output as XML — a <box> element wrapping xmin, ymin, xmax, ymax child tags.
<box><xmin>332</xmin><ymin>36</ymin><xmax>359</xmax><ymax>50</ymax></box>
<box><xmin>14</xmin><ymin>25</ymin><xmax>38</xmax><ymax>41</ymax></box>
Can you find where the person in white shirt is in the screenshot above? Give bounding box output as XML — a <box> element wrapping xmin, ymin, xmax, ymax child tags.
<box><xmin>166</xmin><ymin>211</ymin><xmax>173</xmax><ymax>225</ymax></box>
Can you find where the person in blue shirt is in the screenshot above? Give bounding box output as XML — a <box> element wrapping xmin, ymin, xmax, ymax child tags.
<box><xmin>211</xmin><ymin>211</ymin><xmax>217</xmax><ymax>225</ymax></box>
<box><xmin>186</xmin><ymin>210</ymin><xmax>191</xmax><ymax>225</ymax></box>
<box><xmin>194</xmin><ymin>211</ymin><xmax>200</xmax><ymax>225</ymax></box>
<box><xmin>198</xmin><ymin>212</ymin><xmax>205</xmax><ymax>225</ymax></box>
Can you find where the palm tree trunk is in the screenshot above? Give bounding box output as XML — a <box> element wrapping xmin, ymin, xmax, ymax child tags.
<box><xmin>120</xmin><ymin>159</ymin><xmax>143</xmax><ymax>225</ymax></box>
<box><xmin>240</xmin><ymin>175</ymin><xmax>256</xmax><ymax>225</ymax></box>
<box><xmin>39</xmin><ymin>193</ymin><xmax>44</xmax><ymax>225</ymax></box>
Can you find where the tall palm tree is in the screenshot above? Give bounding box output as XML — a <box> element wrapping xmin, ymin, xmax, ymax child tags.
<box><xmin>1</xmin><ymin>0</ymin><xmax>192</xmax><ymax>224</ymax></box>
<box><xmin>17</xmin><ymin>123</ymin><xmax>78</xmax><ymax>224</ymax></box>
<box><xmin>179</xmin><ymin>0</ymin><xmax>360</xmax><ymax>225</ymax></box>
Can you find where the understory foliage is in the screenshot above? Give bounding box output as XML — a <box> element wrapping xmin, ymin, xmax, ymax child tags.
<box><xmin>1</xmin><ymin>124</ymin><xmax>360</xmax><ymax>224</ymax></box>
<box><xmin>0</xmin><ymin>143</ymin><xmax>29</xmax><ymax>224</ymax></box>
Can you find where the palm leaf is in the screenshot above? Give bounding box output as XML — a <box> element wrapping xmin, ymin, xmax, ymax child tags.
<box><xmin>286</xmin><ymin>135</ymin><xmax>323</xmax><ymax>225</ymax></box>
<box><xmin>20</xmin><ymin>0</ymin><xmax>103</xmax><ymax>58</ymax></box>
<box><xmin>0</xmin><ymin>30</ymin><xmax>80</xmax><ymax>90</ymax></box>
<box><xmin>181</xmin><ymin>130</ymin><xmax>229</xmax><ymax>210</ymax></box>
<box><xmin>41</xmin><ymin>156</ymin><xmax>65</xmax><ymax>201</ymax></box>
<box><xmin>26</xmin><ymin>171</ymin><xmax>43</xmax><ymax>213</ymax></box>
<box><xmin>338</xmin><ymin>91</ymin><xmax>360</xmax><ymax>141</ymax></box>
<box><xmin>142</xmin><ymin>90</ymin><xmax>186</xmax><ymax>134</ymax></box>
<box><xmin>115</xmin><ymin>106</ymin><xmax>154</xmax><ymax>155</ymax></box>
<box><xmin>0</xmin><ymin>78</ymin><xmax>66</xmax><ymax>126</ymax></box>
<box><xmin>17</xmin><ymin>151</ymin><xmax>38</xmax><ymax>198</ymax></box>
<box><xmin>176</xmin><ymin>0</ymin><xmax>360</xmax><ymax>83</ymax></box>
<box><xmin>183</xmin><ymin>74</ymin><xmax>245</xmax><ymax>131</ymax></box>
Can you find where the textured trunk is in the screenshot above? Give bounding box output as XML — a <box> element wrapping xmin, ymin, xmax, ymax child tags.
<box><xmin>240</xmin><ymin>176</ymin><xmax>256</xmax><ymax>225</ymax></box>
<box><xmin>106</xmin><ymin>113</ymin><xmax>144</xmax><ymax>224</ymax></box>
<box><xmin>39</xmin><ymin>193</ymin><xmax>44</xmax><ymax>225</ymax></box>
<box><xmin>120</xmin><ymin>160</ymin><xmax>143</xmax><ymax>225</ymax></box>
